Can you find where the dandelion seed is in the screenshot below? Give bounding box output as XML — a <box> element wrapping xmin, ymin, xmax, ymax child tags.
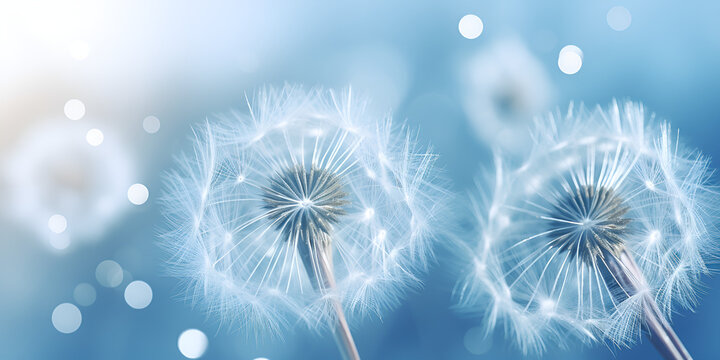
<box><xmin>162</xmin><ymin>86</ymin><xmax>447</xmax><ymax>359</ymax></box>
<box><xmin>455</xmin><ymin>101</ymin><xmax>717</xmax><ymax>358</ymax></box>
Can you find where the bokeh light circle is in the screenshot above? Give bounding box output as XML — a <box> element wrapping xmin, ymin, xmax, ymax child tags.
<box><xmin>52</xmin><ymin>303</ymin><xmax>82</xmax><ymax>334</ymax></box>
<box><xmin>458</xmin><ymin>14</ymin><xmax>483</xmax><ymax>39</ymax></box>
<box><xmin>127</xmin><ymin>184</ymin><xmax>149</xmax><ymax>205</ymax></box>
<box><xmin>124</xmin><ymin>280</ymin><xmax>153</xmax><ymax>309</ymax></box>
<box><xmin>64</xmin><ymin>99</ymin><xmax>85</xmax><ymax>121</ymax></box>
<box><xmin>73</xmin><ymin>283</ymin><xmax>97</xmax><ymax>306</ymax></box>
<box><xmin>48</xmin><ymin>214</ymin><xmax>67</xmax><ymax>234</ymax></box>
<box><xmin>178</xmin><ymin>329</ymin><xmax>208</xmax><ymax>359</ymax></box>
<box><xmin>558</xmin><ymin>45</ymin><xmax>583</xmax><ymax>74</ymax></box>
<box><xmin>95</xmin><ymin>260</ymin><xmax>124</xmax><ymax>288</ymax></box>
<box><xmin>607</xmin><ymin>6</ymin><xmax>632</xmax><ymax>31</ymax></box>
<box><xmin>143</xmin><ymin>116</ymin><xmax>161</xmax><ymax>134</ymax></box>
<box><xmin>86</xmin><ymin>129</ymin><xmax>104</xmax><ymax>146</ymax></box>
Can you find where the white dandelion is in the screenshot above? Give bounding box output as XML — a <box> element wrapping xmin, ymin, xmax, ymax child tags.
<box><xmin>454</xmin><ymin>101</ymin><xmax>717</xmax><ymax>359</ymax></box>
<box><xmin>162</xmin><ymin>86</ymin><xmax>446</xmax><ymax>359</ymax></box>
<box><xmin>2</xmin><ymin>121</ymin><xmax>135</xmax><ymax>249</ymax></box>
<box><xmin>459</xmin><ymin>39</ymin><xmax>555</xmax><ymax>154</ymax></box>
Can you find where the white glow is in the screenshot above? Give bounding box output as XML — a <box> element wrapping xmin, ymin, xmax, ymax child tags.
<box><xmin>648</xmin><ymin>230</ymin><xmax>661</xmax><ymax>244</ymax></box>
<box><xmin>264</xmin><ymin>245</ymin><xmax>276</xmax><ymax>258</ymax></box>
<box><xmin>128</xmin><ymin>183</ymin><xmax>149</xmax><ymax>205</ymax></box>
<box><xmin>143</xmin><ymin>116</ymin><xmax>161</xmax><ymax>134</ymax></box>
<box><xmin>52</xmin><ymin>303</ymin><xmax>82</xmax><ymax>334</ymax></box>
<box><xmin>607</xmin><ymin>6</ymin><xmax>632</xmax><ymax>31</ymax></box>
<box><xmin>378</xmin><ymin>229</ymin><xmax>387</xmax><ymax>241</ymax></box>
<box><xmin>73</xmin><ymin>283</ymin><xmax>96</xmax><ymax>306</ymax></box>
<box><xmin>540</xmin><ymin>298</ymin><xmax>556</xmax><ymax>314</ymax></box>
<box><xmin>363</xmin><ymin>207</ymin><xmax>375</xmax><ymax>220</ymax></box>
<box><xmin>558</xmin><ymin>45</ymin><xmax>583</xmax><ymax>75</ymax></box>
<box><xmin>377</xmin><ymin>151</ymin><xmax>386</xmax><ymax>160</ymax></box>
<box><xmin>178</xmin><ymin>329</ymin><xmax>208</xmax><ymax>359</ymax></box>
<box><xmin>64</xmin><ymin>99</ymin><xmax>85</xmax><ymax>120</ymax></box>
<box><xmin>645</xmin><ymin>180</ymin><xmax>656</xmax><ymax>191</ymax></box>
<box><xmin>124</xmin><ymin>280</ymin><xmax>153</xmax><ymax>309</ymax></box>
<box><xmin>86</xmin><ymin>129</ymin><xmax>104</xmax><ymax>146</ymax></box>
<box><xmin>95</xmin><ymin>260</ymin><xmax>123</xmax><ymax>288</ymax></box>
<box><xmin>463</xmin><ymin>326</ymin><xmax>492</xmax><ymax>355</ymax></box>
<box><xmin>68</xmin><ymin>40</ymin><xmax>90</xmax><ymax>60</ymax></box>
<box><xmin>459</xmin><ymin>15</ymin><xmax>484</xmax><ymax>39</ymax></box>
<box><xmin>48</xmin><ymin>214</ymin><xmax>67</xmax><ymax>234</ymax></box>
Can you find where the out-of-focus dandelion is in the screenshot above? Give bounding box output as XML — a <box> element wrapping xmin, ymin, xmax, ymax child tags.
<box><xmin>455</xmin><ymin>101</ymin><xmax>717</xmax><ymax>359</ymax></box>
<box><xmin>459</xmin><ymin>39</ymin><xmax>555</xmax><ymax>155</ymax></box>
<box><xmin>2</xmin><ymin>121</ymin><xmax>135</xmax><ymax>249</ymax></box>
<box><xmin>162</xmin><ymin>86</ymin><xmax>446</xmax><ymax>359</ymax></box>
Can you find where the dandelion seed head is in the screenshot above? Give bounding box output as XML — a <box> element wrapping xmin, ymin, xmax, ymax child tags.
<box><xmin>455</xmin><ymin>101</ymin><xmax>719</xmax><ymax>353</ymax></box>
<box><xmin>548</xmin><ymin>186</ymin><xmax>630</xmax><ymax>264</ymax></box>
<box><xmin>3</xmin><ymin>121</ymin><xmax>134</xmax><ymax>248</ymax></box>
<box><xmin>262</xmin><ymin>166</ymin><xmax>348</xmax><ymax>247</ymax></box>
<box><xmin>460</xmin><ymin>39</ymin><xmax>555</xmax><ymax>154</ymax></box>
<box><xmin>162</xmin><ymin>85</ymin><xmax>447</xmax><ymax>337</ymax></box>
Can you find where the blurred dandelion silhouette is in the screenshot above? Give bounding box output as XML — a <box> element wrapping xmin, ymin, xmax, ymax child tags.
<box><xmin>454</xmin><ymin>101</ymin><xmax>718</xmax><ymax>358</ymax></box>
<box><xmin>459</xmin><ymin>39</ymin><xmax>555</xmax><ymax>154</ymax></box>
<box><xmin>162</xmin><ymin>86</ymin><xmax>446</xmax><ymax>359</ymax></box>
<box><xmin>2</xmin><ymin>121</ymin><xmax>135</xmax><ymax>250</ymax></box>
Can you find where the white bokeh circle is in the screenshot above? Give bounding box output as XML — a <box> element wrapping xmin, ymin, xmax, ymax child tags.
<box><xmin>178</xmin><ymin>329</ymin><xmax>208</xmax><ymax>359</ymax></box>
<box><xmin>128</xmin><ymin>184</ymin><xmax>149</xmax><ymax>205</ymax></box>
<box><xmin>124</xmin><ymin>280</ymin><xmax>153</xmax><ymax>309</ymax></box>
<box><xmin>52</xmin><ymin>303</ymin><xmax>82</xmax><ymax>334</ymax></box>
<box><xmin>458</xmin><ymin>14</ymin><xmax>484</xmax><ymax>39</ymax></box>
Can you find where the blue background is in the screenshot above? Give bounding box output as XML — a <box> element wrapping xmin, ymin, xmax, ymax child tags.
<box><xmin>1</xmin><ymin>1</ymin><xmax>719</xmax><ymax>359</ymax></box>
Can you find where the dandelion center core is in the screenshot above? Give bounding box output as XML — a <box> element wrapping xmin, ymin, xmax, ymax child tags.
<box><xmin>547</xmin><ymin>185</ymin><xmax>630</xmax><ymax>264</ymax></box>
<box><xmin>262</xmin><ymin>166</ymin><xmax>348</xmax><ymax>244</ymax></box>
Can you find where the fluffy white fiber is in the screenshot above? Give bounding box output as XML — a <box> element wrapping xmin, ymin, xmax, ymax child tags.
<box><xmin>162</xmin><ymin>85</ymin><xmax>447</xmax><ymax>337</ymax></box>
<box><xmin>455</xmin><ymin>101</ymin><xmax>718</xmax><ymax>353</ymax></box>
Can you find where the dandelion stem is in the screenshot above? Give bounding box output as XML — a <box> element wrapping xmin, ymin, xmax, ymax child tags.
<box><xmin>298</xmin><ymin>236</ymin><xmax>361</xmax><ymax>360</ymax></box>
<box><xmin>602</xmin><ymin>248</ymin><xmax>691</xmax><ymax>360</ymax></box>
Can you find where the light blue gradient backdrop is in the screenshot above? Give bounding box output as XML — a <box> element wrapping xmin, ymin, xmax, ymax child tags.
<box><xmin>1</xmin><ymin>1</ymin><xmax>719</xmax><ymax>359</ymax></box>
